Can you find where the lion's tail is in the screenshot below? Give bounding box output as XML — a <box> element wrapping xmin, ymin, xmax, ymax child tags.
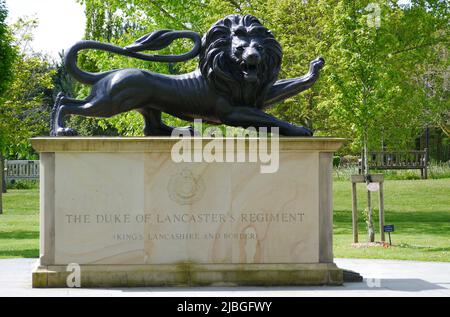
<box><xmin>65</xmin><ymin>30</ymin><xmax>202</xmax><ymax>85</ymax></box>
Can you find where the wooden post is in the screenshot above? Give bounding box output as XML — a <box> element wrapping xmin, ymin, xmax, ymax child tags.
<box><xmin>351</xmin><ymin>182</ymin><xmax>358</xmax><ymax>243</ymax></box>
<box><xmin>367</xmin><ymin>188</ymin><xmax>375</xmax><ymax>242</ymax></box>
<box><xmin>379</xmin><ymin>180</ymin><xmax>385</xmax><ymax>242</ymax></box>
<box><xmin>351</xmin><ymin>174</ymin><xmax>385</xmax><ymax>244</ymax></box>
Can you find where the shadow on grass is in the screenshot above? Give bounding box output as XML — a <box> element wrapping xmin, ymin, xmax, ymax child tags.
<box><xmin>334</xmin><ymin>210</ymin><xmax>450</xmax><ymax>235</ymax></box>
<box><xmin>0</xmin><ymin>249</ymin><xmax>39</xmax><ymax>258</ymax></box>
<box><xmin>335</xmin><ymin>210</ymin><xmax>450</xmax><ymax>223</ymax></box>
<box><xmin>0</xmin><ymin>231</ymin><xmax>39</xmax><ymax>240</ymax></box>
<box><xmin>396</xmin><ymin>243</ymin><xmax>450</xmax><ymax>252</ymax></box>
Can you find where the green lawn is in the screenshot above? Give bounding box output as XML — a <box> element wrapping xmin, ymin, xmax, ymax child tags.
<box><xmin>333</xmin><ymin>179</ymin><xmax>450</xmax><ymax>261</ymax></box>
<box><xmin>0</xmin><ymin>189</ymin><xmax>39</xmax><ymax>258</ymax></box>
<box><xmin>0</xmin><ymin>178</ymin><xmax>449</xmax><ymax>261</ymax></box>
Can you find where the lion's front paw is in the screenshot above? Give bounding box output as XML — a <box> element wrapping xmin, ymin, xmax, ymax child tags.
<box><xmin>310</xmin><ymin>57</ymin><xmax>325</xmax><ymax>72</ymax></box>
<box><xmin>55</xmin><ymin>127</ymin><xmax>78</xmax><ymax>136</ymax></box>
<box><xmin>298</xmin><ymin>126</ymin><xmax>314</xmax><ymax>137</ymax></box>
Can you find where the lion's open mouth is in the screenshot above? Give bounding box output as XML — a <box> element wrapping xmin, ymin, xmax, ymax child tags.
<box><xmin>240</xmin><ymin>62</ymin><xmax>258</xmax><ymax>81</ymax></box>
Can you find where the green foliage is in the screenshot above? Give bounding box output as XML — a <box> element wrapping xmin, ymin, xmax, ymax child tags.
<box><xmin>0</xmin><ymin>0</ymin><xmax>15</xmax><ymax>97</ymax></box>
<box><xmin>333</xmin><ymin>156</ymin><xmax>341</xmax><ymax>167</ymax></box>
<box><xmin>0</xmin><ymin>0</ymin><xmax>18</xmax><ymax>153</ymax></box>
<box><xmin>326</xmin><ymin>1</ymin><xmax>448</xmax><ymax>152</ymax></box>
<box><xmin>6</xmin><ymin>179</ymin><xmax>39</xmax><ymax>190</ymax></box>
<box><xmin>0</xmin><ymin>17</ymin><xmax>55</xmax><ymax>159</ymax></box>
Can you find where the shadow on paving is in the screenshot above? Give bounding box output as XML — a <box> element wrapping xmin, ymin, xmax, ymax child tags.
<box><xmin>359</xmin><ymin>278</ymin><xmax>448</xmax><ymax>292</ymax></box>
<box><xmin>90</xmin><ymin>279</ymin><xmax>447</xmax><ymax>293</ymax></box>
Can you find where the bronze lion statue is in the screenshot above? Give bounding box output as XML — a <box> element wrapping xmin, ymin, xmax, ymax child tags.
<box><xmin>51</xmin><ymin>14</ymin><xmax>324</xmax><ymax>136</ymax></box>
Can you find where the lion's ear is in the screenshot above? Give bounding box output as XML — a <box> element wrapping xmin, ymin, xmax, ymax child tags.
<box><xmin>125</xmin><ymin>30</ymin><xmax>174</xmax><ymax>52</ymax></box>
<box><xmin>223</xmin><ymin>17</ymin><xmax>233</xmax><ymax>28</ymax></box>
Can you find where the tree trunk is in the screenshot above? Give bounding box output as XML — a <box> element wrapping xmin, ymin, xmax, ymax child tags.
<box><xmin>0</xmin><ymin>153</ymin><xmax>5</xmax><ymax>194</ymax></box>
<box><xmin>363</xmin><ymin>134</ymin><xmax>375</xmax><ymax>242</ymax></box>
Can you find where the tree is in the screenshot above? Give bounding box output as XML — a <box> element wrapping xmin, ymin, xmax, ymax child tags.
<box><xmin>1</xmin><ymin>17</ymin><xmax>56</xmax><ymax>160</ymax></box>
<box><xmin>0</xmin><ymin>0</ymin><xmax>16</xmax><ymax>203</ymax></box>
<box><xmin>0</xmin><ymin>0</ymin><xmax>15</xmax><ymax>97</ymax></box>
<box><xmin>321</xmin><ymin>0</ymin><xmax>448</xmax><ymax>241</ymax></box>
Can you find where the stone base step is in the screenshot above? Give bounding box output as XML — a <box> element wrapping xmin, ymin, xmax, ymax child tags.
<box><xmin>32</xmin><ymin>262</ymin><xmax>344</xmax><ymax>288</ymax></box>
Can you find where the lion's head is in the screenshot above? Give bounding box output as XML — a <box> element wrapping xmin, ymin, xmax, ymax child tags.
<box><xmin>199</xmin><ymin>14</ymin><xmax>282</xmax><ymax>108</ymax></box>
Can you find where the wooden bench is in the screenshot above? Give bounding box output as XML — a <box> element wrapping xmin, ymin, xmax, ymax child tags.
<box><xmin>5</xmin><ymin>160</ymin><xmax>40</xmax><ymax>181</ymax></box>
<box><xmin>359</xmin><ymin>149</ymin><xmax>428</xmax><ymax>179</ymax></box>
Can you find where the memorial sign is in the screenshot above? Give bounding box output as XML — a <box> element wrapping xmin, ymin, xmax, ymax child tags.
<box><xmin>31</xmin><ymin>137</ymin><xmax>345</xmax><ymax>287</ymax></box>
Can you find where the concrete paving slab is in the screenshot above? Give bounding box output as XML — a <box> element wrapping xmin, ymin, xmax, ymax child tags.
<box><xmin>0</xmin><ymin>258</ymin><xmax>449</xmax><ymax>296</ymax></box>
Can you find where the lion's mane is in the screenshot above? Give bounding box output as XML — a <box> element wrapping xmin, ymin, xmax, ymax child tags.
<box><xmin>199</xmin><ymin>14</ymin><xmax>282</xmax><ymax>108</ymax></box>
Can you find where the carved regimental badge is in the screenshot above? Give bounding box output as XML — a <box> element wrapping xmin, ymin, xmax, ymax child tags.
<box><xmin>167</xmin><ymin>169</ymin><xmax>205</xmax><ymax>205</ymax></box>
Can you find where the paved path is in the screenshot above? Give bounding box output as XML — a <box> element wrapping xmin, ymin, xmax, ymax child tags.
<box><xmin>1</xmin><ymin>258</ymin><xmax>449</xmax><ymax>296</ymax></box>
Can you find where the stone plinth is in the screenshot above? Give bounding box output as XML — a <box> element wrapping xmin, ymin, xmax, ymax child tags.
<box><xmin>31</xmin><ymin>137</ymin><xmax>345</xmax><ymax>287</ymax></box>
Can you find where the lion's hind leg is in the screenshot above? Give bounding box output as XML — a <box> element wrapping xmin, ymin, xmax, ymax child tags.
<box><xmin>51</xmin><ymin>94</ymin><xmax>111</xmax><ymax>136</ymax></box>
<box><xmin>51</xmin><ymin>93</ymin><xmax>86</xmax><ymax>136</ymax></box>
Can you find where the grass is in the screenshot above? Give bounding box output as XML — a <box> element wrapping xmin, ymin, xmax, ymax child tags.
<box><xmin>0</xmin><ymin>178</ymin><xmax>449</xmax><ymax>261</ymax></box>
<box><xmin>0</xmin><ymin>189</ymin><xmax>39</xmax><ymax>258</ymax></box>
